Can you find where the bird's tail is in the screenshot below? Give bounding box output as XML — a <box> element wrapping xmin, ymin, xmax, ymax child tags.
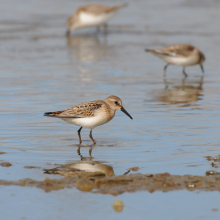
<box><xmin>145</xmin><ymin>49</ymin><xmax>154</xmax><ymax>53</ymax></box>
<box><xmin>145</xmin><ymin>49</ymin><xmax>166</xmax><ymax>56</ymax></box>
<box><xmin>44</xmin><ymin>111</ymin><xmax>63</xmax><ymax>117</ymax></box>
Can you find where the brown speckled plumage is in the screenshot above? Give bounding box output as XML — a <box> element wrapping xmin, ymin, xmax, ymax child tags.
<box><xmin>147</xmin><ymin>44</ymin><xmax>205</xmax><ymax>59</ymax></box>
<box><xmin>76</xmin><ymin>4</ymin><xmax>127</xmax><ymax>15</ymax></box>
<box><xmin>161</xmin><ymin>44</ymin><xmax>195</xmax><ymax>57</ymax></box>
<box><xmin>44</xmin><ymin>101</ymin><xmax>104</xmax><ymax>118</ymax></box>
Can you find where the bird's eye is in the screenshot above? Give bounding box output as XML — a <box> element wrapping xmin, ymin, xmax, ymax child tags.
<box><xmin>115</xmin><ymin>101</ymin><xmax>118</xmax><ymax>105</ymax></box>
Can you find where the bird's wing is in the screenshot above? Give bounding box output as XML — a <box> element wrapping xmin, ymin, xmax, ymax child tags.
<box><xmin>159</xmin><ymin>45</ymin><xmax>195</xmax><ymax>57</ymax></box>
<box><xmin>146</xmin><ymin>45</ymin><xmax>195</xmax><ymax>57</ymax></box>
<box><xmin>44</xmin><ymin>100</ymin><xmax>103</xmax><ymax>118</ymax></box>
<box><xmin>78</xmin><ymin>4</ymin><xmax>126</xmax><ymax>15</ymax></box>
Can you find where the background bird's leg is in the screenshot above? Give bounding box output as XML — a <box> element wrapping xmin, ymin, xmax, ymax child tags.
<box><xmin>89</xmin><ymin>130</ymin><xmax>96</xmax><ymax>144</ymax></box>
<box><xmin>199</xmin><ymin>75</ymin><xmax>204</xmax><ymax>90</ymax></box>
<box><xmin>164</xmin><ymin>64</ymin><xmax>169</xmax><ymax>77</ymax></box>
<box><xmin>182</xmin><ymin>77</ymin><xmax>186</xmax><ymax>89</ymax></box>
<box><xmin>183</xmin><ymin>67</ymin><xmax>188</xmax><ymax>77</ymax></box>
<box><xmin>163</xmin><ymin>77</ymin><xmax>169</xmax><ymax>89</ymax></box>
<box><xmin>200</xmin><ymin>64</ymin><xmax>204</xmax><ymax>73</ymax></box>
<box><xmin>77</xmin><ymin>127</ymin><xmax>83</xmax><ymax>144</ymax></box>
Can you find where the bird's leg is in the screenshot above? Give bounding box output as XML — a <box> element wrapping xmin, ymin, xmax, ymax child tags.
<box><xmin>163</xmin><ymin>77</ymin><xmax>168</xmax><ymax>89</ymax></box>
<box><xmin>77</xmin><ymin>127</ymin><xmax>83</xmax><ymax>144</ymax></box>
<box><xmin>183</xmin><ymin>67</ymin><xmax>188</xmax><ymax>77</ymax></box>
<box><xmin>103</xmin><ymin>23</ymin><xmax>108</xmax><ymax>35</ymax></box>
<box><xmin>200</xmin><ymin>64</ymin><xmax>204</xmax><ymax>74</ymax></box>
<box><xmin>164</xmin><ymin>64</ymin><xmax>169</xmax><ymax>77</ymax></box>
<box><xmin>198</xmin><ymin>75</ymin><xmax>204</xmax><ymax>89</ymax></box>
<box><xmin>182</xmin><ymin>77</ymin><xmax>186</xmax><ymax>90</ymax></box>
<box><xmin>89</xmin><ymin>130</ymin><xmax>96</xmax><ymax>145</ymax></box>
<box><xmin>77</xmin><ymin>146</ymin><xmax>81</xmax><ymax>155</ymax></box>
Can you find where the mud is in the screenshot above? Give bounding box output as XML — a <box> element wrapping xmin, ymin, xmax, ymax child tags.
<box><xmin>24</xmin><ymin>166</ymin><xmax>41</xmax><ymax>169</ymax></box>
<box><xmin>0</xmin><ymin>152</ymin><xmax>6</xmax><ymax>154</ymax></box>
<box><xmin>0</xmin><ymin>162</ymin><xmax>12</xmax><ymax>167</ymax></box>
<box><xmin>205</xmin><ymin>155</ymin><xmax>220</xmax><ymax>162</ymax></box>
<box><xmin>1</xmin><ymin>171</ymin><xmax>220</xmax><ymax>194</ymax></box>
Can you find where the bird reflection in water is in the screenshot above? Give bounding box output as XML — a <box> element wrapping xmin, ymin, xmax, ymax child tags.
<box><xmin>44</xmin><ymin>146</ymin><xmax>114</xmax><ymax>176</ymax></box>
<box><xmin>77</xmin><ymin>145</ymin><xmax>93</xmax><ymax>161</ymax></box>
<box><xmin>156</xmin><ymin>76</ymin><xmax>204</xmax><ymax>105</ymax></box>
<box><xmin>66</xmin><ymin>35</ymin><xmax>113</xmax><ymax>63</ymax></box>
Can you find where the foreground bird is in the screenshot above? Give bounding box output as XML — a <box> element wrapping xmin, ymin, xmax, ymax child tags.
<box><xmin>66</xmin><ymin>3</ymin><xmax>127</xmax><ymax>35</ymax></box>
<box><xmin>44</xmin><ymin>95</ymin><xmax>132</xmax><ymax>144</ymax></box>
<box><xmin>145</xmin><ymin>44</ymin><xmax>205</xmax><ymax>77</ymax></box>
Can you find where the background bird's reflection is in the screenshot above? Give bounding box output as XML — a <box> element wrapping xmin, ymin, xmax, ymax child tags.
<box><xmin>154</xmin><ymin>76</ymin><xmax>204</xmax><ymax>106</ymax></box>
<box><xmin>66</xmin><ymin>35</ymin><xmax>115</xmax><ymax>63</ymax></box>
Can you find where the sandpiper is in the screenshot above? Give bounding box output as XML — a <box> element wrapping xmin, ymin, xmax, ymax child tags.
<box><xmin>44</xmin><ymin>95</ymin><xmax>132</xmax><ymax>144</ymax></box>
<box><xmin>145</xmin><ymin>44</ymin><xmax>205</xmax><ymax>77</ymax></box>
<box><xmin>66</xmin><ymin>3</ymin><xmax>127</xmax><ymax>35</ymax></box>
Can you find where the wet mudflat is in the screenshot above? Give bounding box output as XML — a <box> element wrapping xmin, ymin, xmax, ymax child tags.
<box><xmin>2</xmin><ymin>169</ymin><xmax>220</xmax><ymax>194</ymax></box>
<box><xmin>1</xmin><ymin>0</ymin><xmax>220</xmax><ymax>219</ymax></box>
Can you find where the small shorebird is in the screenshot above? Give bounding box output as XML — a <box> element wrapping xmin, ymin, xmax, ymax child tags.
<box><xmin>44</xmin><ymin>95</ymin><xmax>132</xmax><ymax>144</ymax></box>
<box><xmin>145</xmin><ymin>44</ymin><xmax>205</xmax><ymax>77</ymax></box>
<box><xmin>66</xmin><ymin>3</ymin><xmax>127</xmax><ymax>35</ymax></box>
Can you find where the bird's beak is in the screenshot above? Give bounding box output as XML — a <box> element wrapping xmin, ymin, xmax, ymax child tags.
<box><xmin>200</xmin><ymin>64</ymin><xmax>204</xmax><ymax>73</ymax></box>
<box><xmin>66</xmin><ymin>30</ymin><xmax>70</xmax><ymax>36</ymax></box>
<box><xmin>121</xmin><ymin>106</ymin><xmax>133</xmax><ymax>119</ymax></box>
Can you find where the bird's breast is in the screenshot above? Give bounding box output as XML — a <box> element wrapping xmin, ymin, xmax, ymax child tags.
<box><xmin>157</xmin><ymin>54</ymin><xmax>200</xmax><ymax>66</ymax></box>
<box><xmin>79</xmin><ymin>11</ymin><xmax>115</xmax><ymax>27</ymax></box>
<box><xmin>61</xmin><ymin>113</ymin><xmax>113</xmax><ymax>129</ymax></box>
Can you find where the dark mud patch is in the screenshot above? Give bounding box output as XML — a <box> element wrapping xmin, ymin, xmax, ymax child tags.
<box><xmin>1</xmin><ymin>172</ymin><xmax>220</xmax><ymax>195</ymax></box>
<box><xmin>0</xmin><ymin>162</ymin><xmax>12</xmax><ymax>167</ymax></box>
<box><xmin>24</xmin><ymin>166</ymin><xmax>41</xmax><ymax>169</ymax></box>
<box><xmin>206</xmin><ymin>155</ymin><xmax>220</xmax><ymax>162</ymax></box>
<box><xmin>0</xmin><ymin>152</ymin><xmax>6</xmax><ymax>155</ymax></box>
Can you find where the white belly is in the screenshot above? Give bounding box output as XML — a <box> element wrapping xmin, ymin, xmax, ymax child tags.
<box><xmin>157</xmin><ymin>54</ymin><xmax>199</xmax><ymax>66</ymax></box>
<box><xmin>79</xmin><ymin>12</ymin><xmax>115</xmax><ymax>27</ymax></box>
<box><xmin>61</xmin><ymin>115</ymin><xmax>110</xmax><ymax>129</ymax></box>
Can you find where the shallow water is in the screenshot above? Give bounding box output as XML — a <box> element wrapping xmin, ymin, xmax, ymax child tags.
<box><xmin>1</xmin><ymin>0</ymin><xmax>220</xmax><ymax>219</ymax></box>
